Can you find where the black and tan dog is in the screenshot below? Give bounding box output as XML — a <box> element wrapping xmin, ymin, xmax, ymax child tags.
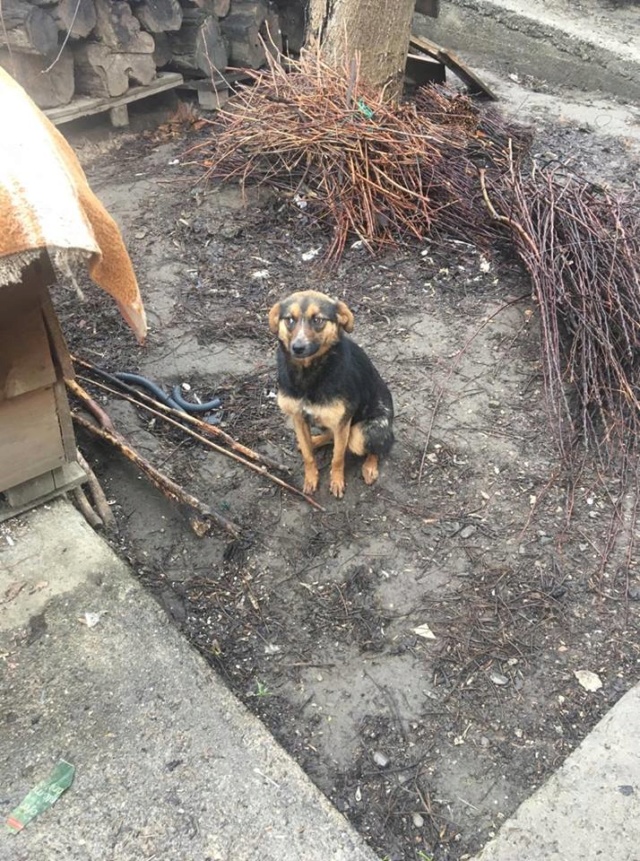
<box><xmin>269</xmin><ymin>290</ymin><xmax>394</xmax><ymax>498</ymax></box>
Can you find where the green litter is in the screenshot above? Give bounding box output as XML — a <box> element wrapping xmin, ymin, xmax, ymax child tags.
<box><xmin>5</xmin><ymin>761</ymin><xmax>75</xmax><ymax>833</ymax></box>
<box><xmin>357</xmin><ymin>98</ymin><xmax>374</xmax><ymax>119</ymax></box>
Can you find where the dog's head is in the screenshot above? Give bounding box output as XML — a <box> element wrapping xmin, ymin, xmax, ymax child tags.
<box><xmin>268</xmin><ymin>291</ymin><xmax>354</xmax><ymax>362</ymax></box>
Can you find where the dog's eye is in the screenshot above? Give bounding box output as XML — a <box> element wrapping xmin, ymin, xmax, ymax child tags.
<box><xmin>284</xmin><ymin>315</ymin><xmax>296</xmax><ymax>329</ymax></box>
<box><xmin>311</xmin><ymin>315</ymin><xmax>326</xmax><ymax>329</ymax></box>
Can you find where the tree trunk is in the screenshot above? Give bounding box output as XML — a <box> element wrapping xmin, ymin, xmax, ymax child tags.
<box><xmin>306</xmin><ymin>0</ymin><xmax>415</xmax><ymax>97</ymax></box>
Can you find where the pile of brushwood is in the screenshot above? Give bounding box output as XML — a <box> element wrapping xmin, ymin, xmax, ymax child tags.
<box><xmin>191</xmin><ymin>50</ymin><xmax>640</xmax><ymax>469</ymax></box>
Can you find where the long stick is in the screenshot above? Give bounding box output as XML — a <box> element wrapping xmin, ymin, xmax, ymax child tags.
<box><xmin>71</xmin><ymin>375</ymin><xmax>326</xmax><ymax>513</ymax></box>
<box><xmin>72</xmin><ymin>412</ymin><xmax>241</xmax><ymax>538</ymax></box>
<box><xmin>71</xmin><ymin>354</ymin><xmax>290</xmax><ymax>475</ymax></box>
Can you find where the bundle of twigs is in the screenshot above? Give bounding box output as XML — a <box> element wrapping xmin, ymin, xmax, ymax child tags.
<box><xmin>191</xmin><ymin>49</ymin><xmax>529</xmax><ymax>261</ymax></box>
<box><xmin>481</xmin><ymin>153</ymin><xmax>640</xmax><ymax>462</ymax></box>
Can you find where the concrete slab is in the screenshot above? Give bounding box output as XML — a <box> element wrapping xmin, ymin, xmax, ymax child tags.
<box><xmin>0</xmin><ymin>500</ymin><xmax>378</xmax><ymax>861</ymax></box>
<box><xmin>471</xmin><ymin>683</ymin><xmax>640</xmax><ymax>860</ymax></box>
<box><xmin>414</xmin><ymin>0</ymin><xmax>640</xmax><ymax>101</ymax></box>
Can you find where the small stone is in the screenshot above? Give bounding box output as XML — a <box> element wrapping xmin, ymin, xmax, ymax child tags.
<box><xmin>412</xmin><ymin>812</ymin><xmax>424</xmax><ymax>828</ymax></box>
<box><xmin>489</xmin><ymin>671</ymin><xmax>509</xmax><ymax>686</ymax></box>
<box><xmin>373</xmin><ymin>751</ymin><xmax>390</xmax><ymax>768</ymax></box>
<box><xmin>628</xmin><ymin>585</ymin><xmax>640</xmax><ymax>601</ymax></box>
<box><xmin>251</xmin><ymin>269</ymin><xmax>270</xmax><ymax>281</ymax></box>
<box><xmin>460</xmin><ymin>525</ymin><xmax>477</xmax><ymax>539</ymax></box>
<box><xmin>220</xmin><ymin>224</ymin><xmax>242</xmax><ymax>239</ymax></box>
<box><xmin>264</xmin><ymin>643</ymin><xmax>281</xmax><ymax>655</ymax></box>
<box><xmin>574</xmin><ymin>669</ymin><xmax>602</xmax><ymax>692</ymax></box>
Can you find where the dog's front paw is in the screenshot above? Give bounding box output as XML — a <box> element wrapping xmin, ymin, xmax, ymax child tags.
<box><xmin>329</xmin><ymin>473</ymin><xmax>345</xmax><ymax>498</ymax></box>
<box><xmin>303</xmin><ymin>467</ymin><xmax>319</xmax><ymax>495</ymax></box>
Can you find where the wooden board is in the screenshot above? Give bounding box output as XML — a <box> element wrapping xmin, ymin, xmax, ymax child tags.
<box><xmin>0</xmin><ymin>307</ymin><xmax>56</xmax><ymax>402</ymax></box>
<box><xmin>0</xmin><ymin>462</ymin><xmax>86</xmax><ymax>519</ymax></box>
<box><xmin>405</xmin><ymin>53</ymin><xmax>446</xmax><ymax>86</ymax></box>
<box><xmin>44</xmin><ymin>71</ymin><xmax>184</xmax><ymax>126</ymax></box>
<box><xmin>41</xmin><ymin>280</ymin><xmax>75</xmax><ymax>380</ymax></box>
<box><xmin>415</xmin><ymin>0</ymin><xmax>440</xmax><ymax>17</ymax></box>
<box><xmin>0</xmin><ymin>257</ymin><xmax>79</xmax><ymax>501</ymax></box>
<box><xmin>0</xmin><ymin>386</ymin><xmax>66</xmax><ymax>492</ymax></box>
<box><xmin>177</xmin><ymin>70</ymin><xmax>253</xmax><ymax>109</ymax></box>
<box><xmin>409</xmin><ymin>33</ymin><xmax>497</xmax><ymax>100</ymax></box>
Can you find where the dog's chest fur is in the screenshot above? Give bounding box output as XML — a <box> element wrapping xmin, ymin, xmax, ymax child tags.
<box><xmin>277</xmin><ymin>391</ymin><xmax>346</xmax><ymax>429</ymax></box>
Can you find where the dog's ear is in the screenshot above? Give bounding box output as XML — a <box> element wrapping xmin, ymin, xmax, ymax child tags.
<box><xmin>268</xmin><ymin>302</ymin><xmax>281</xmax><ymax>334</ymax></box>
<box><xmin>336</xmin><ymin>300</ymin><xmax>354</xmax><ymax>333</ymax></box>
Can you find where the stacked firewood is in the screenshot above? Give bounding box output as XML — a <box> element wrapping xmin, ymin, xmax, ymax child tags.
<box><xmin>0</xmin><ymin>0</ymin><xmax>285</xmax><ymax>109</ymax></box>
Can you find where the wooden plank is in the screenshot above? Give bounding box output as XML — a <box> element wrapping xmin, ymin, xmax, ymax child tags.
<box><xmin>0</xmin><ymin>386</ymin><xmax>66</xmax><ymax>492</ymax></box>
<box><xmin>405</xmin><ymin>53</ymin><xmax>446</xmax><ymax>86</ymax></box>
<box><xmin>44</xmin><ymin>71</ymin><xmax>184</xmax><ymax>126</ymax></box>
<box><xmin>409</xmin><ymin>33</ymin><xmax>497</xmax><ymax>100</ymax></box>
<box><xmin>0</xmin><ymin>266</ymin><xmax>46</xmax><ymax>318</ymax></box>
<box><xmin>197</xmin><ymin>87</ymin><xmax>229</xmax><ymax>110</ymax></box>
<box><xmin>52</xmin><ymin>378</ymin><xmax>78</xmax><ymax>463</ymax></box>
<box><xmin>415</xmin><ymin>0</ymin><xmax>440</xmax><ymax>17</ymax></box>
<box><xmin>109</xmin><ymin>104</ymin><xmax>130</xmax><ymax>127</ymax></box>
<box><xmin>1</xmin><ymin>462</ymin><xmax>86</xmax><ymax>520</ymax></box>
<box><xmin>5</xmin><ymin>471</ymin><xmax>56</xmax><ymax>506</ymax></box>
<box><xmin>41</xmin><ymin>285</ymin><xmax>75</xmax><ymax>380</ymax></box>
<box><xmin>0</xmin><ymin>307</ymin><xmax>56</xmax><ymax>402</ymax></box>
<box><xmin>177</xmin><ymin>69</ymin><xmax>252</xmax><ymax>93</ymax></box>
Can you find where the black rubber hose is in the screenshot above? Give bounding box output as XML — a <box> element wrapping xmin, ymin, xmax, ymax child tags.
<box><xmin>113</xmin><ymin>373</ymin><xmax>184</xmax><ymax>411</ymax></box>
<box><xmin>170</xmin><ymin>386</ymin><xmax>221</xmax><ymax>413</ymax></box>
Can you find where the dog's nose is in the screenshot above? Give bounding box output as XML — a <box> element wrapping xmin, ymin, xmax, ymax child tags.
<box><xmin>292</xmin><ymin>341</ymin><xmax>307</xmax><ymax>356</ymax></box>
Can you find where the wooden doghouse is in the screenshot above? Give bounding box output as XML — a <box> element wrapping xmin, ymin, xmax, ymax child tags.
<box><xmin>0</xmin><ymin>255</ymin><xmax>85</xmax><ymax>520</ymax></box>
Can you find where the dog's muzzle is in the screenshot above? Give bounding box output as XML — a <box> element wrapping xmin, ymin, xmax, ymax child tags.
<box><xmin>291</xmin><ymin>338</ymin><xmax>319</xmax><ymax>359</ymax></box>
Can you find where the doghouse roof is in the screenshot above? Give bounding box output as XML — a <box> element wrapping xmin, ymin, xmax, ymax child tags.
<box><xmin>0</xmin><ymin>67</ymin><xmax>147</xmax><ymax>343</ymax></box>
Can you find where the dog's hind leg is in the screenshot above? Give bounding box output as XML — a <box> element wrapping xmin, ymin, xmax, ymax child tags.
<box><xmin>349</xmin><ymin>420</ymin><xmax>391</xmax><ymax>486</ymax></box>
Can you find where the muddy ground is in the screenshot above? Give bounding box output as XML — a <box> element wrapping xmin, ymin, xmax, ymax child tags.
<box><xmin>52</xmin><ymin>80</ymin><xmax>640</xmax><ymax>861</ymax></box>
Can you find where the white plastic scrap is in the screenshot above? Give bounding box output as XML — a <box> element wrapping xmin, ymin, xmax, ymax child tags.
<box><xmin>412</xmin><ymin>623</ymin><xmax>436</xmax><ymax>640</ymax></box>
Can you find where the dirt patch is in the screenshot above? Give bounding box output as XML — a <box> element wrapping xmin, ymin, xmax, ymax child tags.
<box><xmin>53</xmin><ymin>88</ymin><xmax>640</xmax><ymax>861</ymax></box>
